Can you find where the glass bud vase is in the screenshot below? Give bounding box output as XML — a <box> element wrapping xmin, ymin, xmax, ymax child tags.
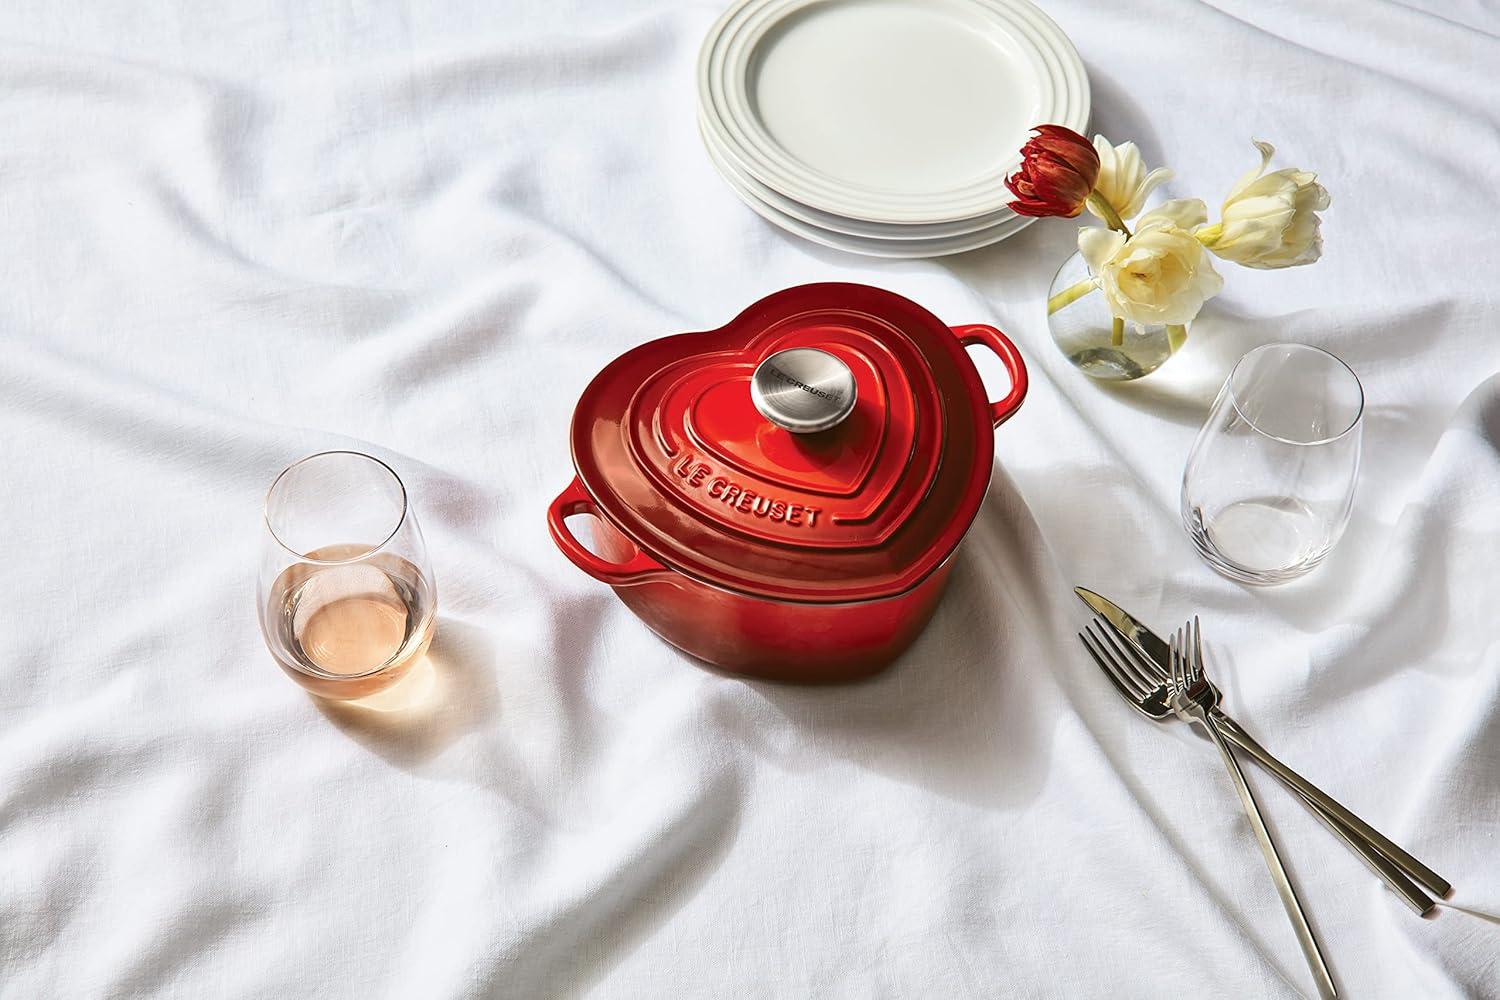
<box><xmin>1046</xmin><ymin>250</ymin><xmax>1186</xmax><ymax>381</ymax></box>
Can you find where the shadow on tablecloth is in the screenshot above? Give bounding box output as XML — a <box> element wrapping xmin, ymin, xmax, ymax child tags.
<box><xmin>312</xmin><ymin>615</ymin><xmax>501</xmax><ymax>768</ymax></box>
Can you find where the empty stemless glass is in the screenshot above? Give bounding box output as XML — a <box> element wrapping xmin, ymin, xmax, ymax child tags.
<box><xmin>258</xmin><ymin>451</ymin><xmax>437</xmax><ymax>699</ymax></box>
<box><xmin>1182</xmin><ymin>344</ymin><xmax>1364</xmax><ymax>584</ymax></box>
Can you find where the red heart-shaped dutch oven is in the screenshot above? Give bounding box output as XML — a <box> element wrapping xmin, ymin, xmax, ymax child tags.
<box><xmin>548</xmin><ymin>283</ymin><xmax>1026</xmax><ymax>683</ymax></box>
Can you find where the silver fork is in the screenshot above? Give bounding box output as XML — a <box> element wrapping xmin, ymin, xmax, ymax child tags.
<box><xmin>1170</xmin><ymin>619</ymin><xmax>1338</xmax><ymax>1000</ymax></box>
<box><xmin>1079</xmin><ymin>616</ymin><xmax>1441</xmax><ymax>915</ymax></box>
<box><xmin>1081</xmin><ymin>621</ymin><xmax>1343</xmax><ymax>996</ymax></box>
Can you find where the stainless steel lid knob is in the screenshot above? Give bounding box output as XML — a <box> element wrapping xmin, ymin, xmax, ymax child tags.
<box><xmin>751</xmin><ymin>348</ymin><xmax>857</xmax><ymax>434</ymax></box>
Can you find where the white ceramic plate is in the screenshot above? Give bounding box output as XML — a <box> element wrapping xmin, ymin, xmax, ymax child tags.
<box><xmin>697</xmin><ymin>0</ymin><xmax>1088</xmax><ymax>224</ymax></box>
<box><xmin>702</xmin><ymin>120</ymin><xmax>1034</xmax><ymax>257</ymax></box>
<box><xmin>716</xmin><ymin>0</ymin><xmax>1063</xmax><ymax>202</ymax></box>
<box><xmin>714</xmin><ymin>0</ymin><xmax>1087</xmax><ymax>215</ymax></box>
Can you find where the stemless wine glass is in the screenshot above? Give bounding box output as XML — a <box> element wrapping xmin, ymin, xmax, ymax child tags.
<box><xmin>258</xmin><ymin>451</ymin><xmax>437</xmax><ymax>699</ymax></box>
<box><xmin>1182</xmin><ymin>344</ymin><xmax>1364</xmax><ymax>585</ymax></box>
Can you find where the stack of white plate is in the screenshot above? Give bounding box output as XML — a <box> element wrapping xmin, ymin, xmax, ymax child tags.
<box><xmin>697</xmin><ymin>0</ymin><xmax>1090</xmax><ymax>258</ymax></box>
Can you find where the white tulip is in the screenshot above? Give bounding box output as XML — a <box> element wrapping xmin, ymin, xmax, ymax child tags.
<box><xmin>1079</xmin><ymin>199</ymin><xmax>1224</xmax><ymax>326</ymax></box>
<box><xmin>1087</xmin><ymin>135</ymin><xmax>1173</xmax><ymax>223</ymax></box>
<box><xmin>1198</xmin><ymin>140</ymin><xmax>1330</xmax><ymax>269</ymax></box>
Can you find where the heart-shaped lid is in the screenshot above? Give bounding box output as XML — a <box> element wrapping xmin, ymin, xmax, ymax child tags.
<box><xmin>569</xmin><ymin>283</ymin><xmax>1025</xmax><ymax>603</ymax></box>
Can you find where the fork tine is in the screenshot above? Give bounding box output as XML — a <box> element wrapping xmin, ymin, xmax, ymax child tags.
<box><xmin>1176</xmin><ymin>629</ymin><xmax>1188</xmax><ymax>692</ymax></box>
<box><xmin>1092</xmin><ymin>618</ymin><xmax>1158</xmax><ymax>692</ymax></box>
<box><xmin>1191</xmin><ymin>615</ymin><xmax>1205</xmax><ymax>685</ymax></box>
<box><xmin>1182</xmin><ymin>626</ymin><xmax>1193</xmax><ymax>688</ymax></box>
<box><xmin>1182</xmin><ymin>618</ymin><xmax>1195</xmax><ymax>686</ymax></box>
<box><xmin>1169</xmin><ymin>628</ymin><xmax>1183</xmax><ymax>692</ymax></box>
<box><xmin>1082</xmin><ymin>625</ymin><xmax>1150</xmax><ymax>699</ymax></box>
<box><xmin>1164</xmin><ymin>629</ymin><xmax>1176</xmax><ymax>692</ymax></box>
<box><xmin>1079</xmin><ymin>631</ymin><xmax>1149</xmax><ymax>707</ymax></box>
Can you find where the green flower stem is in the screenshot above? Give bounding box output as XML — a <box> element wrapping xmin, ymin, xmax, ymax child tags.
<box><xmin>1111</xmin><ymin>316</ymin><xmax>1125</xmax><ymax>347</ymax></box>
<box><xmin>1047</xmin><ymin>278</ymin><xmax>1096</xmax><ymax>315</ymax></box>
<box><xmin>1086</xmin><ymin>192</ymin><xmax>1131</xmax><ymax>236</ymax></box>
<box><xmin>1167</xmin><ymin>324</ymin><xmax>1189</xmax><ymax>352</ymax></box>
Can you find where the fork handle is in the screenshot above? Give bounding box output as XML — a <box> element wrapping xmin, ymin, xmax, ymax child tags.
<box><xmin>1199</xmin><ymin>714</ymin><xmax>1339</xmax><ymax>999</ymax></box>
<box><xmin>1213</xmin><ymin>709</ymin><xmax>1451</xmax><ymax>904</ymax></box>
<box><xmin>1223</xmin><ymin>719</ymin><xmax>1433</xmax><ymax>917</ymax></box>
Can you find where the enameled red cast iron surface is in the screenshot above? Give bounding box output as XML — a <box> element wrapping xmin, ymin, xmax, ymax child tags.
<box><xmin>549</xmin><ymin>283</ymin><xmax>1027</xmax><ymax>682</ymax></box>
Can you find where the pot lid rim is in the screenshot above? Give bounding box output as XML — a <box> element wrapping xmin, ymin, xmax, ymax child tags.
<box><xmin>567</xmin><ymin>282</ymin><xmax>1003</xmax><ymax>602</ymax></box>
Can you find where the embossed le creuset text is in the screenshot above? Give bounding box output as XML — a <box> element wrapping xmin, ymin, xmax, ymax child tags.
<box><xmin>670</xmin><ymin>452</ymin><xmax>823</xmax><ymax>527</ymax></box>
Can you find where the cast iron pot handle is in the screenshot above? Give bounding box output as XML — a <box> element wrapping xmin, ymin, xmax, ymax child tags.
<box><xmin>548</xmin><ymin>477</ymin><xmax>672</xmax><ymax>586</ymax></box>
<box><xmin>951</xmin><ymin>324</ymin><xmax>1029</xmax><ymax>428</ymax></box>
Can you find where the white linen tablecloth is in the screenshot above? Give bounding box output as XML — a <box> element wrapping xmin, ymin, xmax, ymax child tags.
<box><xmin>3</xmin><ymin>1</ymin><xmax>1498</xmax><ymax>996</ymax></box>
